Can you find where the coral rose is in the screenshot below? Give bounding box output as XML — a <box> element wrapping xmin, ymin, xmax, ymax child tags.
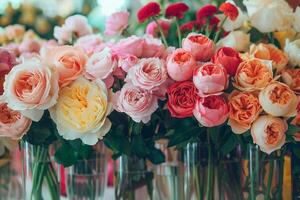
<box><xmin>259</xmin><ymin>82</ymin><xmax>297</xmax><ymax>117</ymax></box>
<box><xmin>228</xmin><ymin>91</ymin><xmax>261</xmax><ymax>134</ymax></box>
<box><xmin>282</xmin><ymin>68</ymin><xmax>300</xmax><ymax>94</ymax></box>
<box><xmin>251</xmin><ymin>115</ymin><xmax>287</xmax><ymax>154</ymax></box>
<box><xmin>50</xmin><ymin>77</ymin><xmax>112</xmax><ymax>145</ymax></box>
<box><xmin>182</xmin><ymin>33</ymin><xmax>215</xmax><ymax>62</ymax></box>
<box><xmin>105</xmin><ymin>11</ymin><xmax>129</xmax><ymax>36</ymax></box>
<box><xmin>234</xmin><ymin>59</ymin><xmax>273</xmax><ymax>91</ymax></box>
<box><xmin>219</xmin><ymin>2</ymin><xmax>239</xmax><ymax>20</ymax></box>
<box><xmin>166</xmin><ymin>48</ymin><xmax>196</xmax><ymax>81</ymax></box>
<box><xmin>193</xmin><ymin>95</ymin><xmax>229</xmax><ymax>127</ymax></box>
<box><xmin>167</xmin><ymin>81</ymin><xmax>199</xmax><ymax>118</ymax></box>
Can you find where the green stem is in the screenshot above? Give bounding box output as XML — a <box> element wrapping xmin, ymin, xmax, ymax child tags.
<box><xmin>277</xmin><ymin>152</ymin><xmax>285</xmax><ymax>200</ymax></box>
<box><xmin>265</xmin><ymin>160</ymin><xmax>274</xmax><ymax>200</ymax></box>
<box><xmin>249</xmin><ymin>145</ymin><xmax>257</xmax><ymax>200</ymax></box>
<box><xmin>152</xmin><ymin>17</ymin><xmax>168</xmax><ymax>47</ymax></box>
<box><xmin>206</xmin><ymin>134</ymin><xmax>213</xmax><ymax>200</ymax></box>
<box><xmin>213</xmin><ymin>16</ymin><xmax>228</xmax><ymax>43</ymax></box>
<box><xmin>193</xmin><ymin>165</ymin><xmax>201</xmax><ymax>200</ymax></box>
<box><xmin>174</xmin><ymin>18</ymin><xmax>182</xmax><ymax>48</ymax></box>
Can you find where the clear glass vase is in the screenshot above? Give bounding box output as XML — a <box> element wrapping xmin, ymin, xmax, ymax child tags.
<box><xmin>65</xmin><ymin>142</ymin><xmax>107</xmax><ymax>200</ymax></box>
<box><xmin>22</xmin><ymin>142</ymin><xmax>60</xmax><ymax>200</ymax></box>
<box><xmin>114</xmin><ymin>155</ymin><xmax>154</xmax><ymax>200</ymax></box>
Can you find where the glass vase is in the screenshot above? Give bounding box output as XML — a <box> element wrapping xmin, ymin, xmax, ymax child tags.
<box><xmin>22</xmin><ymin>142</ymin><xmax>60</xmax><ymax>200</ymax></box>
<box><xmin>65</xmin><ymin>142</ymin><xmax>107</xmax><ymax>200</ymax></box>
<box><xmin>114</xmin><ymin>155</ymin><xmax>154</xmax><ymax>200</ymax></box>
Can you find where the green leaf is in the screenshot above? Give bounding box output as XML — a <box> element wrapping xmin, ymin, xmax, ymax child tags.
<box><xmin>208</xmin><ymin>126</ymin><xmax>220</xmax><ymax>144</ymax></box>
<box><xmin>132</xmin><ymin>134</ymin><xmax>148</xmax><ymax>157</ymax></box>
<box><xmin>131</xmin><ymin>122</ymin><xmax>143</xmax><ymax>135</ymax></box>
<box><xmin>54</xmin><ymin>143</ymin><xmax>77</xmax><ymax>167</ymax></box>
<box><xmin>167</xmin><ymin>127</ymin><xmax>202</xmax><ymax>147</ymax></box>
<box><xmin>249</xmin><ymin>28</ymin><xmax>265</xmax><ymax>43</ymax></box>
<box><xmin>104</xmin><ymin>131</ymin><xmax>131</xmax><ymax>155</ymax></box>
<box><xmin>287</xmin><ymin>124</ymin><xmax>300</xmax><ymax>135</ymax></box>
<box><xmin>292</xmin><ymin>144</ymin><xmax>300</xmax><ymax>159</ymax></box>
<box><xmin>147</xmin><ymin>148</ymin><xmax>165</xmax><ymax>164</ymax></box>
<box><xmin>220</xmin><ymin>134</ymin><xmax>238</xmax><ymax>155</ymax></box>
<box><xmin>78</xmin><ymin>144</ymin><xmax>93</xmax><ymax>159</ymax></box>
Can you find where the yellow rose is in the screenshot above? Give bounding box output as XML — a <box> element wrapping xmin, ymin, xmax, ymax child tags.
<box><xmin>50</xmin><ymin>77</ymin><xmax>112</xmax><ymax>145</ymax></box>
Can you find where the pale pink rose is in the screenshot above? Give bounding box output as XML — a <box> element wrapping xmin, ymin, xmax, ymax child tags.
<box><xmin>193</xmin><ymin>95</ymin><xmax>229</xmax><ymax>127</ymax></box>
<box><xmin>113</xmin><ymin>83</ymin><xmax>158</xmax><ymax>123</ymax></box>
<box><xmin>64</xmin><ymin>15</ymin><xmax>92</xmax><ymax>37</ymax></box>
<box><xmin>0</xmin><ymin>101</ymin><xmax>31</xmax><ymax>140</ymax></box>
<box><xmin>53</xmin><ymin>26</ymin><xmax>72</xmax><ymax>44</ymax></box>
<box><xmin>86</xmin><ymin>48</ymin><xmax>117</xmax><ymax>80</ymax></box>
<box><xmin>18</xmin><ymin>39</ymin><xmax>41</xmax><ymax>54</ymax></box>
<box><xmin>112</xmin><ymin>36</ymin><xmax>144</xmax><ymax>58</ymax></box>
<box><xmin>182</xmin><ymin>33</ymin><xmax>215</xmax><ymax>62</ymax></box>
<box><xmin>167</xmin><ymin>48</ymin><xmax>196</xmax><ymax>81</ymax></box>
<box><xmin>146</xmin><ymin>20</ymin><xmax>171</xmax><ymax>38</ymax></box>
<box><xmin>41</xmin><ymin>45</ymin><xmax>87</xmax><ymax>87</ymax></box>
<box><xmin>125</xmin><ymin>58</ymin><xmax>167</xmax><ymax>91</ymax></box>
<box><xmin>40</xmin><ymin>39</ymin><xmax>58</xmax><ymax>49</ymax></box>
<box><xmin>3</xmin><ymin>58</ymin><xmax>59</xmax><ymax>121</ymax></box>
<box><xmin>142</xmin><ymin>35</ymin><xmax>165</xmax><ymax>58</ymax></box>
<box><xmin>105</xmin><ymin>11</ymin><xmax>130</xmax><ymax>36</ymax></box>
<box><xmin>251</xmin><ymin>115</ymin><xmax>287</xmax><ymax>154</ymax></box>
<box><xmin>118</xmin><ymin>54</ymin><xmax>139</xmax><ymax>72</ymax></box>
<box><xmin>5</xmin><ymin>24</ymin><xmax>25</xmax><ymax>40</ymax></box>
<box><xmin>103</xmin><ymin>74</ymin><xmax>115</xmax><ymax>89</ymax></box>
<box><xmin>4</xmin><ymin>43</ymin><xmax>20</xmax><ymax>57</ymax></box>
<box><xmin>75</xmin><ymin>34</ymin><xmax>103</xmax><ymax>56</ymax></box>
<box><xmin>193</xmin><ymin>63</ymin><xmax>228</xmax><ymax>97</ymax></box>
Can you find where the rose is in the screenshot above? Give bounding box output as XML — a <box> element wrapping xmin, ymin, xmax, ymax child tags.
<box><xmin>219</xmin><ymin>2</ymin><xmax>239</xmax><ymax>20</ymax></box>
<box><xmin>244</xmin><ymin>0</ymin><xmax>294</xmax><ymax>33</ymax></box>
<box><xmin>251</xmin><ymin>115</ymin><xmax>287</xmax><ymax>154</ymax></box>
<box><xmin>75</xmin><ymin>34</ymin><xmax>103</xmax><ymax>56</ymax></box>
<box><xmin>5</xmin><ymin>25</ymin><xmax>25</xmax><ymax>40</ymax></box>
<box><xmin>166</xmin><ymin>48</ymin><xmax>196</xmax><ymax>81</ymax></box>
<box><xmin>284</xmin><ymin>39</ymin><xmax>300</xmax><ymax>67</ymax></box>
<box><xmin>41</xmin><ymin>45</ymin><xmax>87</xmax><ymax>87</ymax></box>
<box><xmin>113</xmin><ymin>83</ymin><xmax>158</xmax><ymax>123</ymax></box>
<box><xmin>50</xmin><ymin>77</ymin><xmax>112</xmax><ymax>145</ymax></box>
<box><xmin>0</xmin><ymin>101</ymin><xmax>31</xmax><ymax>140</ymax></box>
<box><xmin>182</xmin><ymin>33</ymin><xmax>215</xmax><ymax>61</ymax></box>
<box><xmin>137</xmin><ymin>2</ymin><xmax>161</xmax><ymax>23</ymax></box>
<box><xmin>64</xmin><ymin>15</ymin><xmax>92</xmax><ymax>37</ymax></box>
<box><xmin>3</xmin><ymin>58</ymin><xmax>59</xmax><ymax>121</ymax></box>
<box><xmin>112</xmin><ymin>36</ymin><xmax>144</xmax><ymax>58</ymax></box>
<box><xmin>165</xmin><ymin>2</ymin><xmax>189</xmax><ymax>19</ymax></box>
<box><xmin>85</xmin><ymin>48</ymin><xmax>117</xmax><ymax>80</ymax></box>
<box><xmin>53</xmin><ymin>26</ymin><xmax>72</xmax><ymax>45</ymax></box>
<box><xmin>193</xmin><ymin>95</ymin><xmax>229</xmax><ymax>127</ymax></box>
<box><xmin>0</xmin><ymin>48</ymin><xmax>16</xmax><ymax>95</ymax></box>
<box><xmin>228</xmin><ymin>91</ymin><xmax>261</xmax><ymax>134</ymax></box>
<box><xmin>293</xmin><ymin>7</ymin><xmax>300</xmax><ymax>32</ymax></box>
<box><xmin>105</xmin><ymin>11</ymin><xmax>129</xmax><ymax>36</ymax></box>
<box><xmin>167</xmin><ymin>81</ymin><xmax>199</xmax><ymax>118</ymax></box>
<box><xmin>250</xmin><ymin>43</ymin><xmax>288</xmax><ymax>72</ymax></box>
<box><xmin>234</xmin><ymin>59</ymin><xmax>273</xmax><ymax>91</ymax></box>
<box><xmin>259</xmin><ymin>82</ymin><xmax>297</xmax><ymax>117</ymax></box>
<box><xmin>212</xmin><ymin>47</ymin><xmax>242</xmax><ymax>76</ymax></box>
<box><xmin>193</xmin><ymin>63</ymin><xmax>228</xmax><ymax>97</ymax></box>
<box><xmin>125</xmin><ymin>58</ymin><xmax>167</xmax><ymax>91</ymax></box>
<box><xmin>217</xmin><ymin>31</ymin><xmax>250</xmax><ymax>52</ymax></box>
<box><xmin>18</xmin><ymin>39</ymin><xmax>41</xmax><ymax>54</ymax></box>
<box><xmin>146</xmin><ymin>20</ymin><xmax>171</xmax><ymax>38</ymax></box>
<box><xmin>282</xmin><ymin>68</ymin><xmax>300</xmax><ymax>94</ymax></box>
<box><xmin>142</xmin><ymin>35</ymin><xmax>165</xmax><ymax>58</ymax></box>
<box><xmin>118</xmin><ymin>54</ymin><xmax>138</xmax><ymax>72</ymax></box>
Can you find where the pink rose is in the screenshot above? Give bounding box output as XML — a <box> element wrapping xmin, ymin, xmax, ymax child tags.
<box><xmin>182</xmin><ymin>33</ymin><xmax>215</xmax><ymax>61</ymax></box>
<box><xmin>0</xmin><ymin>48</ymin><xmax>16</xmax><ymax>95</ymax></box>
<box><xmin>112</xmin><ymin>36</ymin><xmax>144</xmax><ymax>58</ymax></box>
<box><xmin>118</xmin><ymin>54</ymin><xmax>139</xmax><ymax>72</ymax></box>
<box><xmin>113</xmin><ymin>67</ymin><xmax>126</xmax><ymax>79</ymax></box>
<box><xmin>113</xmin><ymin>83</ymin><xmax>158</xmax><ymax>123</ymax></box>
<box><xmin>142</xmin><ymin>35</ymin><xmax>165</xmax><ymax>58</ymax></box>
<box><xmin>0</xmin><ymin>101</ymin><xmax>31</xmax><ymax>140</ymax></box>
<box><xmin>86</xmin><ymin>48</ymin><xmax>118</xmax><ymax>80</ymax></box>
<box><xmin>5</xmin><ymin>24</ymin><xmax>25</xmax><ymax>40</ymax></box>
<box><xmin>125</xmin><ymin>58</ymin><xmax>167</xmax><ymax>91</ymax></box>
<box><xmin>41</xmin><ymin>45</ymin><xmax>87</xmax><ymax>87</ymax></box>
<box><xmin>167</xmin><ymin>48</ymin><xmax>196</xmax><ymax>81</ymax></box>
<box><xmin>53</xmin><ymin>26</ymin><xmax>72</xmax><ymax>45</ymax></box>
<box><xmin>75</xmin><ymin>34</ymin><xmax>103</xmax><ymax>56</ymax></box>
<box><xmin>3</xmin><ymin>58</ymin><xmax>59</xmax><ymax>121</ymax></box>
<box><xmin>64</xmin><ymin>15</ymin><xmax>92</xmax><ymax>37</ymax></box>
<box><xmin>193</xmin><ymin>95</ymin><xmax>229</xmax><ymax>127</ymax></box>
<box><xmin>18</xmin><ymin>39</ymin><xmax>41</xmax><ymax>54</ymax></box>
<box><xmin>4</xmin><ymin>43</ymin><xmax>20</xmax><ymax>57</ymax></box>
<box><xmin>193</xmin><ymin>63</ymin><xmax>228</xmax><ymax>97</ymax></box>
<box><xmin>146</xmin><ymin>20</ymin><xmax>171</xmax><ymax>38</ymax></box>
<box><xmin>105</xmin><ymin>11</ymin><xmax>130</xmax><ymax>36</ymax></box>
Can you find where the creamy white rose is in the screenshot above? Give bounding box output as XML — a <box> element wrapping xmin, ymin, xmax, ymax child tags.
<box><xmin>217</xmin><ymin>31</ymin><xmax>250</xmax><ymax>52</ymax></box>
<box><xmin>284</xmin><ymin>39</ymin><xmax>300</xmax><ymax>67</ymax></box>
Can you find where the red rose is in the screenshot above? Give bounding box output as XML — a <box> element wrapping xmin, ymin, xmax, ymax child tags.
<box><xmin>196</xmin><ymin>4</ymin><xmax>218</xmax><ymax>21</ymax></box>
<box><xmin>167</xmin><ymin>81</ymin><xmax>199</xmax><ymax>118</ymax></box>
<box><xmin>165</xmin><ymin>2</ymin><xmax>189</xmax><ymax>19</ymax></box>
<box><xmin>219</xmin><ymin>2</ymin><xmax>239</xmax><ymax>20</ymax></box>
<box><xmin>212</xmin><ymin>47</ymin><xmax>242</xmax><ymax>76</ymax></box>
<box><xmin>180</xmin><ymin>21</ymin><xmax>203</xmax><ymax>32</ymax></box>
<box><xmin>137</xmin><ymin>2</ymin><xmax>161</xmax><ymax>23</ymax></box>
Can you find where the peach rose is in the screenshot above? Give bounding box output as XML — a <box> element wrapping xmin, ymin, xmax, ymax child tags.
<box><xmin>228</xmin><ymin>91</ymin><xmax>261</xmax><ymax>134</ymax></box>
<box><xmin>193</xmin><ymin>63</ymin><xmax>228</xmax><ymax>97</ymax></box>
<box><xmin>234</xmin><ymin>59</ymin><xmax>273</xmax><ymax>91</ymax></box>
<box><xmin>182</xmin><ymin>33</ymin><xmax>215</xmax><ymax>61</ymax></box>
<box><xmin>193</xmin><ymin>95</ymin><xmax>229</xmax><ymax>127</ymax></box>
<box><xmin>250</xmin><ymin>43</ymin><xmax>288</xmax><ymax>72</ymax></box>
<box><xmin>251</xmin><ymin>115</ymin><xmax>287</xmax><ymax>154</ymax></box>
<box><xmin>42</xmin><ymin>45</ymin><xmax>87</xmax><ymax>87</ymax></box>
<box><xmin>282</xmin><ymin>68</ymin><xmax>300</xmax><ymax>94</ymax></box>
<box><xmin>3</xmin><ymin>58</ymin><xmax>59</xmax><ymax>121</ymax></box>
<box><xmin>259</xmin><ymin>82</ymin><xmax>297</xmax><ymax>117</ymax></box>
<box><xmin>0</xmin><ymin>101</ymin><xmax>31</xmax><ymax>140</ymax></box>
<box><xmin>167</xmin><ymin>48</ymin><xmax>196</xmax><ymax>81</ymax></box>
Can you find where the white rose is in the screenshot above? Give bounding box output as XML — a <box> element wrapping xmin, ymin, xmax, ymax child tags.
<box><xmin>293</xmin><ymin>7</ymin><xmax>300</xmax><ymax>32</ymax></box>
<box><xmin>284</xmin><ymin>39</ymin><xmax>300</xmax><ymax>67</ymax></box>
<box><xmin>217</xmin><ymin>31</ymin><xmax>250</xmax><ymax>52</ymax></box>
<box><xmin>243</xmin><ymin>0</ymin><xmax>294</xmax><ymax>33</ymax></box>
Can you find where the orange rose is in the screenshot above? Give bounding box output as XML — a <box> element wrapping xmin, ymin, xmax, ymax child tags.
<box><xmin>282</xmin><ymin>68</ymin><xmax>300</xmax><ymax>94</ymax></box>
<box><xmin>228</xmin><ymin>91</ymin><xmax>261</xmax><ymax>134</ymax></box>
<box><xmin>234</xmin><ymin>59</ymin><xmax>273</xmax><ymax>91</ymax></box>
<box><xmin>250</xmin><ymin>43</ymin><xmax>288</xmax><ymax>72</ymax></box>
